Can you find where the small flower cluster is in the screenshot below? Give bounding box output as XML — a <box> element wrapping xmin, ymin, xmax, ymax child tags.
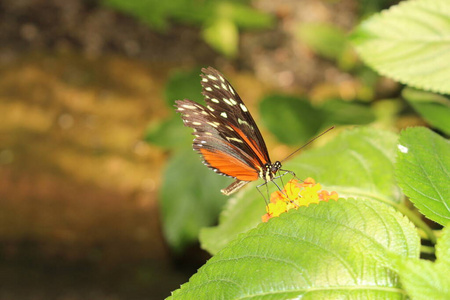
<box><xmin>262</xmin><ymin>177</ymin><xmax>338</xmax><ymax>222</ymax></box>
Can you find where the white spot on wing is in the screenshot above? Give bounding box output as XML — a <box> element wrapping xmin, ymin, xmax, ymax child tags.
<box><xmin>240</xmin><ymin>103</ymin><xmax>248</xmax><ymax>112</ymax></box>
<box><xmin>202</xmin><ymin>78</ymin><xmax>208</xmax><ymax>82</ymax></box>
<box><xmin>220</xmin><ymin>112</ymin><xmax>227</xmax><ymax>118</ymax></box>
<box><xmin>398</xmin><ymin>144</ymin><xmax>408</xmax><ymax>153</ymax></box>
<box><xmin>178</xmin><ymin>107</ymin><xmax>184</xmax><ymax>111</ymax></box>
<box><xmin>207</xmin><ymin>75</ymin><xmax>217</xmax><ymax>81</ymax></box>
<box><xmin>207</xmin><ymin>122</ymin><xmax>219</xmax><ymax>128</ymax></box>
<box><xmin>221</xmin><ymin>83</ymin><xmax>228</xmax><ymax>91</ymax></box>
<box><xmin>238</xmin><ymin>118</ymin><xmax>249</xmax><ymax>126</ymax></box>
<box><xmin>205</xmin><ymin>87</ymin><xmax>212</xmax><ymax>92</ymax></box>
<box><xmin>223</xmin><ymin>99</ymin><xmax>232</xmax><ymax>105</ymax></box>
<box><xmin>211</xmin><ymin>98</ymin><xmax>219</xmax><ymax>103</ymax></box>
<box><xmin>192</xmin><ymin>122</ymin><xmax>202</xmax><ymax>125</ymax></box>
<box><xmin>229</xmin><ymin>98</ymin><xmax>237</xmax><ymax>105</ymax></box>
<box><xmin>207</xmin><ymin>105</ymin><xmax>215</xmax><ymax>111</ymax></box>
<box><xmin>226</xmin><ymin>137</ymin><xmax>243</xmax><ymax>143</ymax></box>
<box><xmin>182</xmin><ymin>104</ymin><xmax>196</xmax><ymax>109</ymax></box>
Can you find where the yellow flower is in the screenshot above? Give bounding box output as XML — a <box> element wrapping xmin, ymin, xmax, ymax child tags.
<box><xmin>262</xmin><ymin>178</ymin><xmax>338</xmax><ymax>222</ymax></box>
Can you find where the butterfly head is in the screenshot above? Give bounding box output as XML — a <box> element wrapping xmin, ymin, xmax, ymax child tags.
<box><xmin>271</xmin><ymin>161</ymin><xmax>282</xmax><ymax>174</ymax></box>
<box><xmin>260</xmin><ymin>161</ymin><xmax>282</xmax><ymax>182</ymax></box>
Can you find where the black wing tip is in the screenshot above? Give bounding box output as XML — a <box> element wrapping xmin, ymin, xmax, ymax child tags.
<box><xmin>201</xmin><ymin>66</ymin><xmax>217</xmax><ymax>74</ymax></box>
<box><xmin>201</xmin><ymin>66</ymin><xmax>226</xmax><ymax>79</ymax></box>
<box><xmin>174</xmin><ymin>99</ymin><xmax>194</xmax><ymax>108</ymax></box>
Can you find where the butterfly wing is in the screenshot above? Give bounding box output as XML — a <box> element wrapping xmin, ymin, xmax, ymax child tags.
<box><xmin>200</xmin><ymin>67</ymin><xmax>271</xmax><ymax>167</ymax></box>
<box><xmin>175</xmin><ymin>99</ymin><xmax>260</xmax><ymax>182</ymax></box>
<box><xmin>175</xmin><ymin>67</ymin><xmax>272</xmax><ymax>194</ymax></box>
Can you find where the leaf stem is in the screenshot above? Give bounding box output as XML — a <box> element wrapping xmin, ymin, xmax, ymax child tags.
<box><xmin>395</xmin><ymin>203</ymin><xmax>437</xmax><ymax>244</ymax></box>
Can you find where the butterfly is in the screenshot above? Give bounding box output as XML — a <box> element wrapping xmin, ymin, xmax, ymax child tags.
<box><xmin>175</xmin><ymin>66</ymin><xmax>290</xmax><ymax>196</ymax></box>
<box><xmin>176</xmin><ymin>67</ymin><xmax>333</xmax><ymax>196</ymax></box>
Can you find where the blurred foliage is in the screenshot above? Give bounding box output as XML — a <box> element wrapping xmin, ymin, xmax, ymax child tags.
<box><xmin>101</xmin><ymin>0</ymin><xmax>274</xmax><ymax>57</ymax></box>
<box><xmin>145</xmin><ymin>115</ymin><xmax>192</xmax><ymax>149</ymax></box>
<box><xmin>160</xmin><ymin>149</ymin><xmax>229</xmax><ymax>253</ymax></box>
<box><xmin>358</xmin><ymin>0</ymin><xmax>401</xmax><ymax>17</ymax></box>
<box><xmin>296</xmin><ymin>22</ymin><xmax>358</xmax><ymax>70</ymax></box>
<box><xmin>402</xmin><ymin>88</ymin><xmax>450</xmax><ymax>135</ymax></box>
<box><xmin>164</xmin><ymin>68</ymin><xmax>204</xmax><ymax>106</ymax></box>
<box><xmin>203</xmin><ymin>17</ymin><xmax>239</xmax><ymax>57</ymax></box>
<box><xmin>260</xmin><ymin>95</ymin><xmax>375</xmax><ymax>145</ymax></box>
<box><xmin>321</xmin><ymin>99</ymin><xmax>376</xmax><ymax>127</ymax></box>
<box><xmin>259</xmin><ymin>95</ymin><xmax>324</xmax><ymax>145</ymax></box>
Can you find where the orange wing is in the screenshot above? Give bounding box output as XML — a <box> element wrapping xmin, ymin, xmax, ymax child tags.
<box><xmin>199</xmin><ymin>148</ymin><xmax>259</xmax><ymax>181</ymax></box>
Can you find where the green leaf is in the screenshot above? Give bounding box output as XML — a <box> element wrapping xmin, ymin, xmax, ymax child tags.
<box><xmin>395</xmin><ymin>127</ymin><xmax>450</xmax><ymax>226</ymax></box>
<box><xmin>144</xmin><ymin>115</ymin><xmax>192</xmax><ymax>149</ymax></box>
<box><xmin>321</xmin><ymin>99</ymin><xmax>376</xmax><ymax>126</ymax></box>
<box><xmin>160</xmin><ymin>149</ymin><xmax>230</xmax><ymax>252</ymax></box>
<box><xmin>202</xmin><ymin>18</ymin><xmax>239</xmax><ymax>57</ymax></box>
<box><xmin>170</xmin><ymin>199</ymin><xmax>420</xmax><ymax>299</ymax></box>
<box><xmin>395</xmin><ymin>225</ymin><xmax>450</xmax><ymax>300</ymax></box>
<box><xmin>297</xmin><ymin>22</ymin><xmax>348</xmax><ymax>60</ymax></box>
<box><xmin>351</xmin><ymin>0</ymin><xmax>450</xmax><ymax>94</ymax></box>
<box><xmin>165</xmin><ymin>68</ymin><xmax>203</xmax><ymax>106</ymax></box>
<box><xmin>402</xmin><ymin>88</ymin><xmax>450</xmax><ymax>135</ymax></box>
<box><xmin>201</xmin><ymin>127</ymin><xmax>401</xmax><ymax>254</ymax></box>
<box><xmin>259</xmin><ymin>95</ymin><xmax>325</xmax><ymax>145</ymax></box>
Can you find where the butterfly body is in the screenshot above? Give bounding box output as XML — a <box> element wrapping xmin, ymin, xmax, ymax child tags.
<box><xmin>175</xmin><ymin>67</ymin><xmax>282</xmax><ymax>195</ymax></box>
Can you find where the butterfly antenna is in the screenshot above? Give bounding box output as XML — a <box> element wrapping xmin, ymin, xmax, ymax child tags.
<box><xmin>280</xmin><ymin>126</ymin><xmax>335</xmax><ymax>163</ymax></box>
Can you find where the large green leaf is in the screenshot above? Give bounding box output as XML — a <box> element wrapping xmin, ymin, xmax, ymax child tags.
<box><xmin>160</xmin><ymin>149</ymin><xmax>230</xmax><ymax>252</ymax></box>
<box><xmin>395</xmin><ymin>225</ymin><xmax>450</xmax><ymax>300</ymax></box>
<box><xmin>169</xmin><ymin>199</ymin><xmax>420</xmax><ymax>299</ymax></box>
<box><xmin>351</xmin><ymin>0</ymin><xmax>450</xmax><ymax>94</ymax></box>
<box><xmin>402</xmin><ymin>88</ymin><xmax>450</xmax><ymax>135</ymax></box>
<box><xmin>395</xmin><ymin>127</ymin><xmax>450</xmax><ymax>226</ymax></box>
<box><xmin>259</xmin><ymin>95</ymin><xmax>325</xmax><ymax>145</ymax></box>
<box><xmin>201</xmin><ymin>127</ymin><xmax>401</xmax><ymax>254</ymax></box>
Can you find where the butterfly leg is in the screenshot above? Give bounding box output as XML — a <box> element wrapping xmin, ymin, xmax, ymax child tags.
<box><xmin>273</xmin><ymin>170</ymin><xmax>300</xmax><ymax>206</ymax></box>
<box><xmin>276</xmin><ymin>169</ymin><xmax>297</xmax><ymax>180</ymax></box>
<box><xmin>256</xmin><ymin>182</ymin><xmax>270</xmax><ymax>207</ymax></box>
<box><xmin>256</xmin><ymin>177</ymin><xmax>287</xmax><ymax>201</ymax></box>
